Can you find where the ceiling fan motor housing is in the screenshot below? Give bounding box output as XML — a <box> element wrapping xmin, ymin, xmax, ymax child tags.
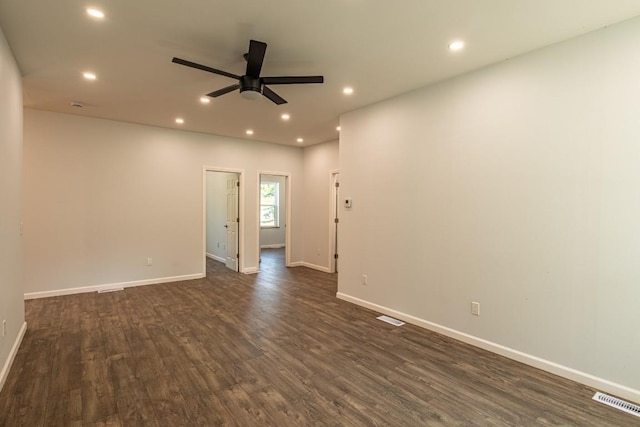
<box><xmin>240</xmin><ymin>75</ymin><xmax>262</xmax><ymax>100</ymax></box>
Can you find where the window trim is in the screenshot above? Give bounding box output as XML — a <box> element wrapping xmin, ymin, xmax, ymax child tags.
<box><xmin>260</xmin><ymin>181</ymin><xmax>279</xmax><ymax>229</ymax></box>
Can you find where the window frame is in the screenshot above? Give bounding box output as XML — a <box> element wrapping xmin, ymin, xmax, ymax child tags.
<box><xmin>260</xmin><ymin>181</ymin><xmax>280</xmax><ymax>229</ymax></box>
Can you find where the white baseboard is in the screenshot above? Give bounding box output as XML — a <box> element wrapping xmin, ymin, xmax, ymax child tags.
<box><xmin>336</xmin><ymin>292</ymin><xmax>640</xmax><ymax>404</ymax></box>
<box><xmin>206</xmin><ymin>252</ymin><xmax>226</xmax><ymax>263</ymax></box>
<box><xmin>244</xmin><ymin>262</ymin><xmax>329</xmax><ymax>274</ymax></box>
<box><xmin>291</xmin><ymin>262</ymin><xmax>330</xmax><ymax>273</ymax></box>
<box><xmin>0</xmin><ymin>321</ymin><xmax>27</xmax><ymax>392</ymax></box>
<box><xmin>24</xmin><ymin>273</ymin><xmax>205</xmax><ymax>300</ymax></box>
<box><xmin>260</xmin><ymin>244</ymin><xmax>285</xmax><ymax>249</ymax></box>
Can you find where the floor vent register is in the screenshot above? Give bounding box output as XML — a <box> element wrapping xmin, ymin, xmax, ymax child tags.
<box><xmin>97</xmin><ymin>288</ymin><xmax>124</xmax><ymax>293</ymax></box>
<box><xmin>377</xmin><ymin>315</ymin><xmax>405</xmax><ymax>327</ymax></box>
<box><xmin>593</xmin><ymin>392</ymin><xmax>640</xmax><ymax>418</ymax></box>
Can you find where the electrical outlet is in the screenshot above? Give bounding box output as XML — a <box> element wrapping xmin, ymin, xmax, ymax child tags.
<box><xmin>2</xmin><ymin>320</ymin><xmax>6</xmax><ymax>337</ymax></box>
<box><xmin>217</xmin><ymin>242</ymin><xmax>220</xmax><ymax>248</ymax></box>
<box><xmin>362</xmin><ymin>274</ymin><xmax>368</xmax><ymax>286</ymax></box>
<box><xmin>471</xmin><ymin>302</ymin><xmax>480</xmax><ymax>316</ymax></box>
<box><xmin>147</xmin><ymin>258</ymin><xmax>153</xmax><ymax>266</ymax></box>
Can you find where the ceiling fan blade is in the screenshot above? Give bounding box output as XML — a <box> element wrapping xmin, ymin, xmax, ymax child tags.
<box><xmin>207</xmin><ymin>84</ymin><xmax>240</xmax><ymax>97</ymax></box>
<box><xmin>262</xmin><ymin>86</ymin><xmax>287</xmax><ymax>105</ymax></box>
<box><xmin>245</xmin><ymin>40</ymin><xmax>267</xmax><ymax>78</ymax></box>
<box><xmin>262</xmin><ymin>76</ymin><xmax>324</xmax><ymax>85</ymax></box>
<box><xmin>172</xmin><ymin>57</ymin><xmax>240</xmax><ymax>80</ymax></box>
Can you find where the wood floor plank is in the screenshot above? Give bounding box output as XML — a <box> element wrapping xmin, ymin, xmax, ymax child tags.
<box><xmin>113</xmin><ymin>395</ymin><xmax>160</xmax><ymax>427</ymax></box>
<box><xmin>180</xmin><ymin>391</ymin><xmax>235</xmax><ymax>426</ymax></box>
<box><xmin>251</xmin><ymin>386</ymin><xmax>313</xmax><ymax>426</ymax></box>
<box><xmin>142</xmin><ymin>374</ymin><xmax>191</xmax><ymax>425</ymax></box>
<box><xmin>43</xmin><ymin>389</ymin><xmax>82</xmax><ymax>426</ymax></box>
<box><xmin>80</xmin><ymin>380</ymin><xmax>118</xmax><ymax>424</ymax></box>
<box><xmin>0</xmin><ymin>248</ymin><xmax>638</xmax><ymax>426</ymax></box>
<box><xmin>216</xmin><ymin>384</ymin><xmax>272</xmax><ymax>425</ymax></box>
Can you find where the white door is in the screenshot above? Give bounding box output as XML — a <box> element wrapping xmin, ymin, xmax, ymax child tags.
<box><xmin>225</xmin><ymin>176</ymin><xmax>239</xmax><ymax>271</ymax></box>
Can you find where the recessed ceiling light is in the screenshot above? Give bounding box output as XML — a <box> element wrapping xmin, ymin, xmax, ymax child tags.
<box><xmin>200</xmin><ymin>97</ymin><xmax>210</xmax><ymax>104</ymax></box>
<box><xmin>175</xmin><ymin>118</ymin><xmax>184</xmax><ymax>124</ymax></box>
<box><xmin>86</xmin><ymin>8</ymin><xmax>105</xmax><ymax>19</ymax></box>
<box><xmin>281</xmin><ymin>113</ymin><xmax>290</xmax><ymax>121</ymax></box>
<box><xmin>296</xmin><ymin>138</ymin><xmax>304</xmax><ymax>143</ymax></box>
<box><xmin>83</xmin><ymin>72</ymin><xmax>97</xmax><ymax>80</ymax></box>
<box><xmin>449</xmin><ymin>40</ymin><xmax>465</xmax><ymax>51</ymax></box>
<box><xmin>246</xmin><ymin>129</ymin><xmax>254</xmax><ymax>135</ymax></box>
<box><xmin>336</xmin><ymin>126</ymin><xmax>341</xmax><ymax>131</ymax></box>
<box><xmin>342</xmin><ymin>87</ymin><xmax>354</xmax><ymax>95</ymax></box>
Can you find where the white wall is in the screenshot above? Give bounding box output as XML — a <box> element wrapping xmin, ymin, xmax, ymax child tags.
<box><xmin>259</xmin><ymin>174</ymin><xmax>287</xmax><ymax>248</ymax></box>
<box><xmin>338</xmin><ymin>17</ymin><xmax>640</xmax><ymax>401</ymax></box>
<box><xmin>23</xmin><ymin>109</ymin><xmax>304</xmax><ymax>295</ymax></box>
<box><xmin>301</xmin><ymin>140</ymin><xmax>339</xmax><ymax>271</ymax></box>
<box><xmin>206</xmin><ymin>171</ymin><xmax>236</xmax><ymax>262</ymax></box>
<box><xmin>0</xmin><ymin>26</ymin><xmax>26</xmax><ymax>390</ymax></box>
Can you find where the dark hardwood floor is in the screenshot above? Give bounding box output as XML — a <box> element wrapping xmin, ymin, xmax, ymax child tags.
<box><xmin>0</xmin><ymin>248</ymin><xmax>637</xmax><ymax>426</ymax></box>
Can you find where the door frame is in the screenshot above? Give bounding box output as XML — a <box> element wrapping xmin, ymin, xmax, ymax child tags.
<box><xmin>202</xmin><ymin>166</ymin><xmax>245</xmax><ymax>274</ymax></box>
<box><xmin>329</xmin><ymin>169</ymin><xmax>339</xmax><ymax>273</ymax></box>
<box><xmin>257</xmin><ymin>171</ymin><xmax>292</xmax><ymax>268</ymax></box>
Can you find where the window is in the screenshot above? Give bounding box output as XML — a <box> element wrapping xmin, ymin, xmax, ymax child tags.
<box><xmin>260</xmin><ymin>181</ymin><xmax>279</xmax><ymax>228</ymax></box>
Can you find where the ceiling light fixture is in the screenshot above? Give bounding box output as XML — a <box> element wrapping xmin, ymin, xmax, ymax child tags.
<box><xmin>175</xmin><ymin>118</ymin><xmax>184</xmax><ymax>124</ymax></box>
<box><xmin>240</xmin><ymin>90</ymin><xmax>262</xmax><ymax>101</ymax></box>
<box><xmin>296</xmin><ymin>138</ymin><xmax>304</xmax><ymax>143</ymax></box>
<box><xmin>449</xmin><ymin>40</ymin><xmax>465</xmax><ymax>51</ymax></box>
<box><xmin>281</xmin><ymin>113</ymin><xmax>290</xmax><ymax>121</ymax></box>
<box><xmin>83</xmin><ymin>72</ymin><xmax>97</xmax><ymax>80</ymax></box>
<box><xmin>246</xmin><ymin>129</ymin><xmax>254</xmax><ymax>135</ymax></box>
<box><xmin>86</xmin><ymin>8</ymin><xmax>105</xmax><ymax>19</ymax></box>
<box><xmin>336</xmin><ymin>126</ymin><xmax>341</xmax><ymax>131</ymax></box>
<box><xmin>200</xmin><ymin>97</ymin><xmax>210</xmax><ymax>104</ymax></box>
<box><xmin>342</xmin><ymin>87</ymin><xmax>354</xmax><ymax>95</ymax></box>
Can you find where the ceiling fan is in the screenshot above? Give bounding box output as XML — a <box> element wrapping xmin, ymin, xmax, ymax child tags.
<box><xmin>172</xmin><ymin>40</ymin><xmax>324</xmax><ymax>105</ymax></box>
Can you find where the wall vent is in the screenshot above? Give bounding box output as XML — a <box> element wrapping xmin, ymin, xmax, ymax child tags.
<box><xmin>592</xmin><ymin>392</ymin><xmax>640</xmax><ymax>418</ymax></box>
<box><xmin>377</xmin><ymin>315</ymin><xmax>405</xmax><ymax>327</ymax></box>
<box><xmin>97</xmin><ymin>288</ymin><xmax>124</xmax><ymax>293</ymax></box>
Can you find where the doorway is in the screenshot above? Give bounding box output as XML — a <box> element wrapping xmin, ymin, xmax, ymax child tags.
<box><xmin>258</xmin><ymin>172</ymin><xmax>290</xmax><ymax>270</ymax></box>
<box><xmin>204</xmin><ymin>168</ymin><xmax>243</xmax><ymax>274</ymax></box>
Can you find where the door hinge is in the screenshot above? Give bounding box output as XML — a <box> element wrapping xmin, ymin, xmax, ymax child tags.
<box><xmin>236</xmin><ymin>181</ymin><xmax>240</xmax><ymax>187</ymax></box>
<box><xmin>237</xmin><ymin>217</ymin><xmax>239</xmax><ymax>222</ymax></box>
<box><xmin>334</xmin><ymin>218</ymin><xmax>339</xmax><ymax>223</ymax></box>
<box><xmin>334</xmin><ymin>254</ymin><xmax>339</xmax><ymax>259</ymax></box>
<box><xmin>335</xmin><ymin>182</ymin><xmax>340</xmax><ymax>188</ymax></box>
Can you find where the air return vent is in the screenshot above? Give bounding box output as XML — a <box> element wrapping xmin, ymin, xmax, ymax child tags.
<box><xmin>377</xmin><ymin>315</ymin><xmax>405</xmax><ymax>327</ymax></box>
<box><xmin>592</xmin><ymin>392</ymin><xmax>640</xmax><ymax>418</ymax></box>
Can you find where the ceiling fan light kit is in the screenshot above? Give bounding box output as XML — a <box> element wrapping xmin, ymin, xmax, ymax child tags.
<box><xmin>172</xmin><ymin>40</ymin><xmax>324</xmax><ymax>105</ymax></box>
<box><xmin>239</xmin><ymin>75</ymin><xmax>262</xmax><ymax>100</ymax></box>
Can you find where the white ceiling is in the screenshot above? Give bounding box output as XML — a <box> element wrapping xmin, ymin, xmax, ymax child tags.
<box><xmin>1</xmin><ymin>1</ymin><xmax>640</xmax><ymax>147</ymax></box>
